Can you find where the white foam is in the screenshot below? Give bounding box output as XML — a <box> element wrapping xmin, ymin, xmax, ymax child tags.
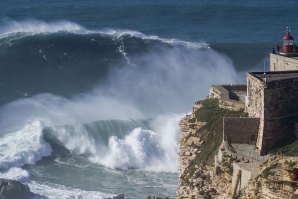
<box><xmin>54</xmin><ymin>157</ymin><xmax>89</xmax><ymax>169</ymax></box>
<box><xmin>90</xmin><ymin>114</ymin><xmax>182</xmax><ymax>172</ymax></box>
<box><xmin>30</xmin><ymin>181</ymin><xmax>115</xmax><ymax>199</ymax></box>
<box><xmin>0</xmin><ymin>120</ymin><xmax>52</xmax><ymax>169</ymax></box>
<box><xmin>0</xmin><ymin>20</ymin><xmax>238</xmax><ymax>173</ymax></box>
<box><xmin>0</xmin><ymin>167</ymin><xmax>30</xmax><ymax>183</ymax></box>
<box><xmin>0</xmin><ymin>20</ymin><xmax>87</xmax><ymax>36</ymax></box>
<box><xmin>96</xmin><ymin>128</ymin><xmax>159</xmax><ymax>170</ymax></box>
<box><xmin>0</xmin><ymin>20</ymin><xmax>208</xmax><ymax>49</ymax></box>
<box><xmin>43</xmin><ymin>114</ymin><xmax>181</xmax><ymax>172</ymax></box>
<box><xmin>0</xmin><ymin>168</ymin><xmax>115</xmax><ymax>199</ymax></box>
<box><xmin>100</xmin><ymin>28</ymin><xmax>209</xmax><ymax>49</ymax></box>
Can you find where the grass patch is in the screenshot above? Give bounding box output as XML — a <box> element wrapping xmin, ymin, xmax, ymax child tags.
<box><xmin>261</xmin><ymin>163</ymin><xmax>278</xmax><ymax>178</ymax></box>
<box><xmin>195</xmin><ymin>99</ymin><xmax>222</xmax><ymax>122</ymax></box>
<box><xmin>261</xmin><ymin>167</ymin><xmax>273</xmax><ymax>178</ymax></box>
<box><xmin>192</xmin><ymin>99</ymin><xmax>247</xmax><ymax>163</ymax></box>
<box><xmin>270</xmin><ymin>140</ymin><xmax>298</xmax><ymax>156</ymax></box>
<box><xmin>182</xmin><ymin>98</ymin><xmax>247</xmax><ymax>180</ymax></box>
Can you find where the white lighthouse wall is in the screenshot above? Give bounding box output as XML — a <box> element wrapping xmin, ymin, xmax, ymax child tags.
<box><xmin>270</xmin><ymin>53</ymin><xmax>298</xmax><ymax>71</ymax></box>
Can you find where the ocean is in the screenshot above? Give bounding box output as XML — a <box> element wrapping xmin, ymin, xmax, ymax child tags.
<box><xmin>0</xmin><ymin>1</ymin><xmax>297</xmax><ymax>198</ymax></box>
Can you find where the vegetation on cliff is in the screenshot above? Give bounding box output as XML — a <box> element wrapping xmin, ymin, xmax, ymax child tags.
<box><xmin>270</xmin><ymin>140</ymin><xmax>298</xmax><ymax>156</ymax></box>
<box><xmin>178</xmin><ymin>97</ymin><xmax>298</xmax><ymax>199</ymax></box>
<box><xmin>239</xmin><ymin>156</ymin><xmax>298</xmax><ymax>198</ymax></box>
<box><xmin>181</xmin><ymin>98</ymin><xmax>247</xmax><ymax>182</ymax></box>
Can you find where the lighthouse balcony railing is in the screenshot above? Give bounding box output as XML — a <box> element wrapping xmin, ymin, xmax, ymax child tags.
<box><xmin>276</xmin><ymin>44</ymin><xmax>298</xmax><ymax>54</ymax></box>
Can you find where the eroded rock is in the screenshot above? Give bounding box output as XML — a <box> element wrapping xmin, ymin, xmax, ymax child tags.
<box><xmin>0</xmin><ymin>179</ymin><xmax>31</xmax><ymax>199</ymax></box>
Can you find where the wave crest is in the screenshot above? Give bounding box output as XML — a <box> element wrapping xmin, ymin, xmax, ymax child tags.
<box><xmin>0</xmin><ymin>120</ymin><xmax>52</xmax><ymax>169</ymax></box>
<box><xmin>0</xmin><ymin>20</ymin><xmax>86</xmax><ymax>35</ymax></box>
<box><xmin>0</xmin><ymin>19</ymin><xmax>208</xmax><ymax>49</ymax></box>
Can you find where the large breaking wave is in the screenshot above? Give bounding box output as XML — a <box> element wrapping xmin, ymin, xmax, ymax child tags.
<box><xmin>0</xmin><ymin>20</ymin><xmax>238</xmax><ymax>197</ymax></box>
<box><xmin>0</xmin><ymin>20</ymin><xmax>208</xmax><ymax>48</ymax></box>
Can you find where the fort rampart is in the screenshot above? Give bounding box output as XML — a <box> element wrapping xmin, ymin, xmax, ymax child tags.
<box><xmin>209</xmin><ymin>85</ymin><xmax>246</xmax><ymax>111</ymax></box>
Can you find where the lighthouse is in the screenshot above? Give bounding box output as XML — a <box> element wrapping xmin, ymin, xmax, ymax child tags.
<box><xmin>277</xmin><ymin>27</ymin><xmax>297</xmax><ymax>56</ymax></box>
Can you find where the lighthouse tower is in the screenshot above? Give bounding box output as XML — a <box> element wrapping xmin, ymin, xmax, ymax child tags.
<box><xmin>278</xmin><ymin>28</ymin><xmax>297</xmax><ymax>56</ymax></box>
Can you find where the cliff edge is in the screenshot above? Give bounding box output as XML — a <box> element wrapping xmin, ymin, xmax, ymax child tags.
<box><xmin>177</xmin><ymin>95</ymin><xmax>298</xmax><ymax>199</ymax></box>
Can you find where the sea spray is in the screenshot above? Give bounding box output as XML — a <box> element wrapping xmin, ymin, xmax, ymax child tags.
<box><xmin>45</xmin><ymin>115</ymin><xmax>181</xmax><ymax>172</ymax></box>
<box><xmin>0</xmin><ymin>21</ymin><xmax>237</xmax><ymax>170</ymax></box>
<box><xmin>0</xmin><ymin>120</ymin><xmax>52</xmax><ymax>169</ymax></box>
<box><xmin>0</xmin><ymin>167</ymin><xmax>30</xmax><ymax>183</ymax></box>
<box><xmin>0</xmin><ymin>19</ymin><xmax>239</xmax><ymax>198</ymax></box>
<box><xmin>0</xmin><ymin>20</ymin><xmax>237</xmax><ymax>117</ymax></box>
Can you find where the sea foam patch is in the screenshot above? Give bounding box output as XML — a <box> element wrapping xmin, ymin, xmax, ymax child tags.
<box><xmin>0</xmin><ymin>120</ymin><xmax>52</xmax><ymax>169</ymax></box>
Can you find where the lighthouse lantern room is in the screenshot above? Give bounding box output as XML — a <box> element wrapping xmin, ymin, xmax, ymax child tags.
<box><xmin>278</xmin><ymin>27</ymin><xmax>297</xmax><ymax>56</ymax></box>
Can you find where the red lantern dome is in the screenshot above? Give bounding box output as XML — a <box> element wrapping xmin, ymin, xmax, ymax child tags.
<box><xmin>277</xmin><ymin>28</ymin><xmax>297</xmax><ymax>56</ymax></box>
<box><xmin>283</xmin><ymin>32</ymin><xmax>294</xmax><ymax>40</ymax></box>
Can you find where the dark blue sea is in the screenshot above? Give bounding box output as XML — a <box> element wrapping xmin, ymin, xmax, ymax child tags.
<box><xmin>0</xmin><ymin>1</ymin><xmax>297</xmax><ymax>198</ymax></box>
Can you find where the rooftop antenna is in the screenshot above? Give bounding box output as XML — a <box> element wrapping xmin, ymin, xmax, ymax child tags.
<box><xmin>286</xmin><ymin>26</ymin><xmax>290</xmax><ymax>34</ymax></box>
<box><xmin>263</xmin><ymin>58</ymin><xmax>266</xmax><ymax>74</ymax></box>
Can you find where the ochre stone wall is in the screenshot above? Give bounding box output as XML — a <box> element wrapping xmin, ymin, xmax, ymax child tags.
<box><xmin>246</xmin><ymin>74</ymin><xmax>264</xmax><ymax>118</ymax></box>
<box><xmin>260</xmin><ymin>77</ymin><xmax>298</xmax><ymax>154</ymax></box>
<box><xmin>263</xmin><ymin>78</ymin><xmax>298</xmax><ymax>118</ymax></box>
<box><xmin>246</xmin><ymin>73</ymin><xmax>298</xmax><ymax>155</ymax></box>
<box><xmin>260</xmin><ymin>118</ymin><xmax>294</xmax><ymax>154</ymax></box>
<box><xmin>224</xmin><ymin>117</ymin><xmax>260</xmax><ymax>145</ymax></box>
<box><xmin>270</xmin><ymin>53</ymin><xmax>298</xmax><ymax>71</ymax></box>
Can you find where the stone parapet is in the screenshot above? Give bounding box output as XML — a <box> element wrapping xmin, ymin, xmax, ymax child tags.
<box><xmin>209</xmin><ymin>84</ymin><xmax>246</xmax><ymax>111</ymax></box>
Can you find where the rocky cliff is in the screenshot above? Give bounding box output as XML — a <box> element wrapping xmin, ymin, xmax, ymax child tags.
<box><xmin>176</xmin><ymin>98</ymin><xmax>298</xmax><ymax>199</ymax></box>
<box><xmin>0</xmin><ymin>179</ymin><xmax>32</xmax><ymax>199</ymax></box>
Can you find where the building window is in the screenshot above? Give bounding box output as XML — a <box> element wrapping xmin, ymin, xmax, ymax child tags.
<box><xmin>250</xmin><ymin>134</ymin><xmax>256</xmax><ymax>142</ymax></box>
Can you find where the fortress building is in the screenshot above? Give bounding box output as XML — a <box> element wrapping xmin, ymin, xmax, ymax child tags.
<box><xmin>212</xmin><ymin>29</ymin><xmax>298</xmax><ymax>156</ymax></box>
<box><xmin>178</xmin><ymin>29</ymin><xmax>298</xmax><ymax>199</ymax></box>
<box><xmin>207</xmin><ymin>28</ymin><xmax>298</xmax><ymax>199</ymax></box>
<box><xmin>246</xmin><ymin>71</ymin><xmax>298</xmax><ymax>155</ymax></box>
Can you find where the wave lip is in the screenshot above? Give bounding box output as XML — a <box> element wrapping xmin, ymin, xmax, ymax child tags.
<box><xmin>100</xmin><ymin>28</ymin><xmax>209</xmax><ymax>49</ymax></box>
<box><xmin>0</xmin><ymin>120</ymin><xmax>52</xmax><ymax>169</ymax></box>
<box><xmin>0</xmin><ymin>19</ymin><xmax>209</xmax><ymax>49</ymax></box>
<box><xmin>0</xmin><ymin>20</ymin><xmax>87</xmax><ymax>35</ymax></box>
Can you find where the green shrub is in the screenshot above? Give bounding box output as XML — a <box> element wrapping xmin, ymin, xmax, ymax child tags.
<box><xmin>270</xmin><ymin>140</ymin><xmax>298</xmax><ymax>156</ymax></box>
<box><xmin>183</xmin><ymin>98</ymin><xmax>247</xmax><ymax>179</ymax></box>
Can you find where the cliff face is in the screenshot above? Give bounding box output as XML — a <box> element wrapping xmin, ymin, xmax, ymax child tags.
<box><xmin>239</xmin><ymin>156</ymin><xmax>298</xmax><ymax>198</ymax></box>
<box><xmin>177</xmin><ymin>98</ymin><xmax>298</xmax><ymax>199</ymax></box>
<box><xmin>177</xmin><ymin>98</ymin><xmax>246</xmax><ymax>199</ymax></box>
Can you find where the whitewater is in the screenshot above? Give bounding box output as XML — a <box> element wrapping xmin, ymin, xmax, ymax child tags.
<box><xmin>0</xmin><ymin>19</ymin><xmax>238</xmax><ymax>198</ymax></box>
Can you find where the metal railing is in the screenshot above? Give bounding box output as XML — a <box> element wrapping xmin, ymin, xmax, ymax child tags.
<box><xmin>223</xmin><ymin>141</ymin><xmax>269</xmax><ymax>162</ymax></box>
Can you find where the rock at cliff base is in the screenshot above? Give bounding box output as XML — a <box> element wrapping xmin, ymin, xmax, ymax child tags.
<box><xmin>106</xmin><ymin>194</ymin><xmax>124</xmax><ymax>199</ymax></box>
<box><xmin>147</xmin><ymin>196</ymin><xmax>170</xmax><ymax>199</ymax></box>
<box><xmin>0</xmin><ymin>179</ymin><xmax>31</xmax><ymax>199</ymax></box>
